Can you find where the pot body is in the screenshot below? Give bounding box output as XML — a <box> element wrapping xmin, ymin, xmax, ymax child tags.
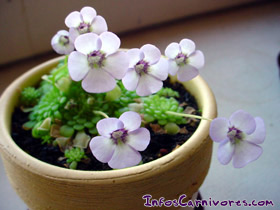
<box><xmin>0</xmin><ymin>57</ymin><xmax>217</xmax><ymax>210</ymax></box>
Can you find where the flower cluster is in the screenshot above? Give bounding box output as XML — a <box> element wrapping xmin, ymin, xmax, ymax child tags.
<box><xmin>52</xmin><ymin>6</ymin><xmax>204</xmax><ymax>96</ymax></box>
<box><xmin>48</xmin><ymin>6</ymin><xmax>266</xmax><ymax>169</ymax></box>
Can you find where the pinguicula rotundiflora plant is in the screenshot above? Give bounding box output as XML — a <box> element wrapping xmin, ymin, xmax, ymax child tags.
<box><xmin>18</xmin><ymin>6</ymin><xmax>266</xmax><ymax>170</ymax></box>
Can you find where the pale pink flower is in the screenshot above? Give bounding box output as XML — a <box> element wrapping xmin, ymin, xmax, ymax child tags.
<box><xmin>165</xmin><ymin>39</ymin><xmax>204</xmax><ymax>82</ymax></box>
<box><xmin>90</xmin><ymin>111</ymin><xmax>150</xmax><ymax>169</ymax></box>
<box><xmin>51</xmin><ymin>30</ymin><xmax>74</xmax><ymax>55</ymax></box>
<box><xmin>65</xmin><ymin>6</ymin><xmax>107</xmax><ymax>41</ymax></box>
<box><xmin>210</xmin><ymin>110</ymin><xmax>266</xmax><ymax>168</ymax></box>
<box><xmin>122</xmin><ymin>44</ymin><xmax>168</xmax><ymax>96</ymax></box>
<box><xmin>68</xmin><ymin>32</ymin><xmax>128</xmax><ymax>93</ymax></box>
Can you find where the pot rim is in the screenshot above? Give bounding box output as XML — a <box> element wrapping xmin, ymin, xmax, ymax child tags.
<box><xmin>0</xmin><ymin>56</ymin><xmax>217</xmax><ymax>182</ymax></box>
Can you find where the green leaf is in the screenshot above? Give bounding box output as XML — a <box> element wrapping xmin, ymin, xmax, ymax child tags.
<box><xmin>60</xmin><ymin>125</ymin><xmax>75</xmax><ymax>137</ymax></box>
<box><xmin>73</xmin><ymin>124</ymin><xmax>84</xmax><ymax>131</ymax></box>
<box><xmin>22</xmin><ymin>121</ymin><xmax>36</xmax><ymax>130</ymax></box>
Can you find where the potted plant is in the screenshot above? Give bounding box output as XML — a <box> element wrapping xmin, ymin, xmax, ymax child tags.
<box><xmin>0</xmin><ymin>6</ymin><xmax>265</xmax><ymax>210</ymax></box>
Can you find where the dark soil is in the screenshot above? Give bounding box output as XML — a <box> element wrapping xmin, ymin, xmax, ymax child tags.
<box><xmin>11</xmin><ymin>79</ymin><xmax>200</xmax><ymax>171</ymax></box>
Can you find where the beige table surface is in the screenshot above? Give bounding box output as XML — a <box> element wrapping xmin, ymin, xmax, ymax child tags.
<box><xmin>0</xmin><ymin>1</ymin><xmax>279</xmax><ymax>209</ymax></box>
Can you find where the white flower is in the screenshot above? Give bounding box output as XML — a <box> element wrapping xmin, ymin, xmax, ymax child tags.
<box><xmin>51</xmin><ymin>30</ymin><xmax>74</xmax><ymax>55</ymax></box>
<box><xmin>210</xmin><ymin>110</ymin><xmax>265</xmax><ymax>168</ymax></box>
<box><xmin>122</xmin><ymin>44</ymin><xmax>168</xmax><ymax>96</ymax></box>
<box><xmin>90</xmin><ymin>111</ymin><xmax>150</xmax><ymax>169</ymax></box>
<box><xmin>68</xmin><ymin>32</ymin><xmax>128</xmax><ymax>93</ymax></box>
<box><xmin>165</xmin><ymin>39</ymin><xmax>204</xmax><ymax>82</ymax></box>
<box><xmin>65</xmin><ymin>6</ymin><xmax>108</xmax><ymax>41</ymax></box>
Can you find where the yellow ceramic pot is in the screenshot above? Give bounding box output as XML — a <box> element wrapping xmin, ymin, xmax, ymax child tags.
<box><xmin>0</xmin><ymin>56</ymin><xmax>217</xmax><ymax>210</ymax></box>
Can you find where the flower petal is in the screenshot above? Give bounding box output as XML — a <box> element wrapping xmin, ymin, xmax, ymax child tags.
<box><xmin>136</xmin><ymin>73</ymin><xmax>163</xmax><ymax>96</ymax></box>
<box><xmin>74</xmin><ymin>33</ymin><xmax>101</xmax><ymax>55</ymax></box>
<box><xmin>99</xmin><ymin>32</ymin><xmax>120</xmax><ymax>55</ymax></box>
<box><xmin>68</xmin><ymin>51</ymin><xmax>89</xmax><ymax>81</ymax></box>
<box><xmin>127</xmin><ymin>48</ymin><xmax>144</xmax><ymax>68</ymax></box>
<box><xmin>232</xmin><ymin>141</ymin><xmax>263</xmax><ymax>168</ymax></box>
<box><xmin>209</xmin><ymin>117</ymin><xmax>230</xmax><ymax>142</ymax></box>
<box><xmin>246</xmin><ymin>117</ymin><xmax>266</xmax><ymax>144</ymax></box>
<box><xmin>177</xmin><ymin>65</ymin><xmax>199</xmax><ymax>82</ymax></box>
<box><xmin>89</xmin><ymin>136</ymin><xmax>115</xmax><ymax>163</ymax></box>
<box><xmin>217</xmin><ymin>139</ymin><xmax>235</xmax><ymax>165</ymax></box>
<box><xmin>167</xmin><ymin>60</ymin><xmax>179</xmax><ymax>76</ymax></box>
<box><xmin>165</xmin><ymin>42</ymin><xmax>180</xmax><ymax>59</ymax></box>
<box><xmin>148</xmin><ymin>57</ymin><xmax>169</xmax><ymax>80</ymax></box>
<box><xmin>96</xmin><ymin>118</ymin><xmax>124</xmax><ymax>138</ymax></box>
<box><xmin>103</xmin><ymin>51</ymin><xmax>128</xmax><ymax>79</ymax></box>
<box><xmin>127</xmin><ymin>128</ymin><xmax>150</xmax><ymax>151</ymax></box>
<box><xmin>65</xmin><ymin>11</ymin><xmax>82</xmax><ymax>28</ymax></box>
<box><xmin>108</xmin><ymin>144</ymin><xmax>142</xmax><ymax>169</ymax></box>
<box><xmin>179</xmin><ymin>39</ymin><xmax>195</xmax><ymax>56</ymax></box>
<box><xmin>229</xmin><ymin>110</ymin><xmax>256</xmax><ymax>135</ymax></box>
<box><xmin>81</xmin><ymin>68</ymin><xmax>116</xmax><ymax>93</ymax></box>
<box><xmin>119</xmin><ymin>111</ymin><xmax>141</xmax><ymax>132</ymax></box>
<box><xmin>141</xmin><ymin>44</ymin><xmax>161</xmax><ymax>65</ymax></box>
<box><xmin>122</xmin><ymin>69</ymin><xmax>140</xmax><ymax>91</ymax></box>
<box><xmin>188</xmin><ymin>50</ymin><xmax>205</xmax><ymax>69</ymax></box>
<box><xmin>69</xmin><ymin>28</ymin><xmax>80</xmax><ymax>43</ymax></box>
<box><xmin>51</xmin><ymin>33</ymin><xmax>60</xmax><ymax>46</ymax></box>
<box><xmin>91</xmin><ymin>15</ymin><xmax>108</xmax><ymax>35</ymax></box>
<box><xmin>80</xmin><ymin>6</ymin><xmax>97</xmax><ymax>23</ymax></box>
<box><xmin>57</xmin><ymin>30</ymin><xmax>69</xmax><ymax>37</ymax></box>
